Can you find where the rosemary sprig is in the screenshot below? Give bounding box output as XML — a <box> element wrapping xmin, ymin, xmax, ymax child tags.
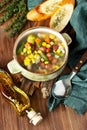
<box><xmin>9</xmin><ymin>19</ymin><xmax>27</xmax><ymax>37</ymax></box>
<box><xmin>4</xmin><ymin>13</ymin><xmax>22</xmax><ymax>32</ymax></box>
<box><xmin>0</xmin><ymin>0</ymin><xmax>28</xmax><ymax>37</ymax></box>
<box><xmin>9</xmin><ymin>6</ymin><xmax>27</xmax><ymax>36</ymax></box>
<box><xmin>0</xmin><ymin>0</ymin><xmax>19</xmax><ymax>24</ymax></box>
<box><xmin>0</xmin><ymin>0</ymin><xmax>10</xmax><ymax>8</ymax></box>
<box><xmin>0</xmin><ymin>7</ymin><xmax>5</xmax><ymax>14</ymax></box>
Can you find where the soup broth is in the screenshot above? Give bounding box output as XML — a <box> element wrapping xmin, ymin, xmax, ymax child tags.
<box><xmin>16</xmin><ymin>32</ymin><xmax>66</xmax><ymax>74</ymax></box>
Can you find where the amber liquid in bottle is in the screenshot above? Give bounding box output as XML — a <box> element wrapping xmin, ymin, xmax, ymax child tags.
<box><xmin>0</xmin><ymin>69</ymin><xmax>43</xmax><ymax>125</ymax></box>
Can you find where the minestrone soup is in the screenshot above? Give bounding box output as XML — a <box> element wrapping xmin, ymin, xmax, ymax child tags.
<box><xmin>16</xmin><ymin>32</ymin><xmax>66</xmax><ymax>74</ymax></box>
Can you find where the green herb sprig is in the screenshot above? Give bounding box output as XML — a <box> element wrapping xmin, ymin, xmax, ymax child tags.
<box><xmin>0</xmin><ymin>0</ymin><xmax>10</xmax><ymax>8</ymax></box>
<box><xmin>0</xmin><ymin>0</ymin><xmax>28</xmax><ymax>37</ymax></box>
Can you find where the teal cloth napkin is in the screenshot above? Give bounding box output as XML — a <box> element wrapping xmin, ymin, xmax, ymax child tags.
<box><xmin>47</xmin><ymin>0</ymin><xmax>87</xmax><ymax>114</ymax></box>
<box><xmin>27</xmin><ymin>0</ymin><xmax>44</xmax><ymax>10</ymax></box>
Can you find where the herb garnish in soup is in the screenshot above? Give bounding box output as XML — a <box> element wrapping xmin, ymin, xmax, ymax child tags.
<box><xmin>17</xmin><ymin>33</ymin><xmax>66</xmax><ymax>74</ymax></box>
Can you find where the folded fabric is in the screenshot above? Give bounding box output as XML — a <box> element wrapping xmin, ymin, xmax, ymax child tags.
<box><xmin>68</xmin><ymin>0</ymin><xmax>87</xmax><ymax>68</ymax></box>
<box><xmin>48</xmin><ymin>63</ymin><xmax>87</xmax><ymax>114</ymax></box>
<box><xmin>27</xmin><ymin>0</ymin><xmax>44</xmax><ymax>10</ymax></box>
<box><xmin>47</xmin><ymin>0</ymin><xmax>87</xmax><ymax>114</ymax></box>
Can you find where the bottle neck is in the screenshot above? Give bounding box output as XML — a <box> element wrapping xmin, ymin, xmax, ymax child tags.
<box><xmin>26</xmin><ymin>108</ymin><xmax>43</xmax><ymax>125</ymax></box>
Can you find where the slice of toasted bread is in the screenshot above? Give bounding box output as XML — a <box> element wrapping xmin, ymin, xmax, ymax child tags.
<box><xmin>59</xmin><ymin>0</ymin><xmax>75</xmax><ymax>6</ymax></box>
<box><xmin>50</xmin><ymin>3</ymin><xmax>74</xmax><ymax>32</ymax></box>
<box><xmin>26</xmin><ymin>0</ymin><xmax>63</xmax><ymax>21</ymax></box>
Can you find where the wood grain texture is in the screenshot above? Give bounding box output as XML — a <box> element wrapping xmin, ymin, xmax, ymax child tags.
<box><xmin>0</xmin><ymin>1</ymin><xmax>87</xmax><ymax>130</ymax></box>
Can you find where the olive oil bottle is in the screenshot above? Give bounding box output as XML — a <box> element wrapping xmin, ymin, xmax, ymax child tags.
<box><xmin>0</xmin><ymin>69</ymin><xmax>43</xmax><ymax>125</ymax></box>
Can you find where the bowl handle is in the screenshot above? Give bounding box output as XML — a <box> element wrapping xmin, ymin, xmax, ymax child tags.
<box><xmin>7</xmin><ymin>59</ymin><xmax>21</xmax><ymax>74</ymax></box>
<box><xmin>62</xmin><ymin>33</ymin><xmax>72</xmax><ymax>45</ymax></box>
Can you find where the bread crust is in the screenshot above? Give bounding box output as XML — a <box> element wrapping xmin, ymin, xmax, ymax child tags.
<box><xmin>50</xmin><ymin>3</ymin><xmax>74</xmax><ymax>32</ymax></box>
<box><xmin>27</xmin><ymin>0</ymin><xmax>63</xmax><ymax>21</ymax></box>
<box><xmin>27</xmin><ymin>0</ymin><xmax>75</xmax><ymax>22</ymax></box>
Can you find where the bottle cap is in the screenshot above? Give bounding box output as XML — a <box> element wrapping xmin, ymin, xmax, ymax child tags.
<box><xmin>26</xmin><ymin>109</ymin><xmax>43</xmax><ymax>125</ymax></box>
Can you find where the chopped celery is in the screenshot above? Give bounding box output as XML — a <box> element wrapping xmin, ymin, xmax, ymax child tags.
<box><xmin>17</xmin><ymin>42</ymin><xmax>25</xmax><ymax>54</ymax></box>
<box><xmin>38</xmin><ymin>50</ymin><xmax>48</xmax><ymax>61</ymax></box>
<box><xmin>37</xmin><ymin>42</ymin><xmax>42</xmax><ymax>48</ymax></box>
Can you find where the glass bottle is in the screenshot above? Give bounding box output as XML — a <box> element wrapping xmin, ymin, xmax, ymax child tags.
<box><xmin>0</xmin><ymin>69</ymin><xmax>43</xmax><ymax>125</ymax></box>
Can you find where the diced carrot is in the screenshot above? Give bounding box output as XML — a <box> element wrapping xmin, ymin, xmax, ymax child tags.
<box><xmin>35</xmin><ymin>37</ymin><xmax>41</xmax><ymax>44</ymax></box>
<box><xmin>46</xmin><ymin>48</ymin><xmax>51</xmax><ymax>53</ymax></box>
<box><xmin>25</xmin><ymin>42</ymin><xmax>30</xmax><ymax>48</ymax></box>
<box><xmin>45</xmin><ymin>37</ymin><xmax>51</xmax><ymax>44</ymax></box>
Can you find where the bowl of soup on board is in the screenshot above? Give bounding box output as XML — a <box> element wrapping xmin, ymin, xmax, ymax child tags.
<box><xmin>7</xmin><ymin>27</ymin><xmax>69</xmax><ymax>81</ymax></box>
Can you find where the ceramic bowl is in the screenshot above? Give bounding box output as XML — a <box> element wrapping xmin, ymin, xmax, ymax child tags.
<box><xmin>7</xmin><ymin>27</ymin><xmax>70</xmax><ymax>81</ymax></box>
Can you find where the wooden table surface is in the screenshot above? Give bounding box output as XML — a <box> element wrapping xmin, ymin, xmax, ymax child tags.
<box><xmin>0</xmin><ymin>2</ymin><xmax>87</xmax><ymax>130</ymax></box>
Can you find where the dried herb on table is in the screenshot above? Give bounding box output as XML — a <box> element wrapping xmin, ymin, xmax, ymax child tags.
<box><xmin>0</xmin><ymin>0</ymin><xmax>19</xmax><ymax>24</ymax></box>
<box><xmin>0</xmin><ymin>0</ymin><xmax>18</xmax><ymax>14</ymax></box>
<box><xmin>0</xmin><ymin>0</ymin><xmax>28</xmax><ymax>37</ymax></box>
<box><xmin>0</xmin><ymin>0</ymin><xmax>10</xmax><ymax>8</ymax></box>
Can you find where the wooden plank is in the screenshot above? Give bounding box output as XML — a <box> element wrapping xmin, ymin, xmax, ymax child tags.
<box><xmin>0</xmin><ymin>0</ymin><xmax>87</xmax><ymax>130</ymax></box>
